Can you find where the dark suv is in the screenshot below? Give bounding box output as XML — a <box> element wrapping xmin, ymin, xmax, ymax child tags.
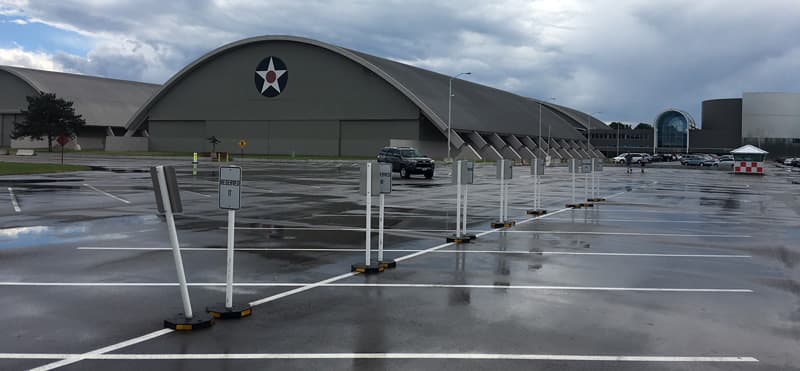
<box><xmin>377</xmin><ymin>147</ymin><xmax>435</xmax><ymax>179</ymax></box>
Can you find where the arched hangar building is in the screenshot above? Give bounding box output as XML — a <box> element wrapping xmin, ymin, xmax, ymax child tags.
<box><xmin>124</xmin><ymin>35</ymin><xmax>605</xmax><ymax>161</ymax></box>
<box><xmin>0</xmin><ymin>65</ymin><xmax>159</xmax><ymax>150</ymax></box>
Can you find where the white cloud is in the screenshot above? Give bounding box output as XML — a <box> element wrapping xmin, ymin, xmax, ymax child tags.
<box><xmin>0</xmin><ymin>46</ymin><xmax>64</xmax><ymax>71</ymax></box>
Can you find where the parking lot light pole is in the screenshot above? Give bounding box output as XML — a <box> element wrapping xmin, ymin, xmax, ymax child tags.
<box><xmin>447</xmin><ymin>72</ymin><xmax>471</xmax><ymax>162</ymax></box>
<box><xmin>587</xmin><ymin>111</ymin><xmax>602</xmax><ymax>156</ymax></box>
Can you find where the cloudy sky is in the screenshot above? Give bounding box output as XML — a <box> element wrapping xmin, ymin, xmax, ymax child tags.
<box><xmin>1</xmin><ymin>0</ymin><xmax>799</xmax><ymax>127</ymax></box>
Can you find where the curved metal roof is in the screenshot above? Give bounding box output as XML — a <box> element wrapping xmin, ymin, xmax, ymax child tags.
<box><xmin>125</xmin><ymin>35</ymin><xmax>596</xmax><ymax>142</ymax></box>
<box><xmin>0</xmin><ymin>65</ymin><xmax>159</xmax><ymax>127</ymax></box>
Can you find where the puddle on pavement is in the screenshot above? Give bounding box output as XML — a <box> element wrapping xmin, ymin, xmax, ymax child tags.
<box><xmin>0</xmin><ymin>215</ymin><xmax>159</xmax><ymax>249</ymax></box>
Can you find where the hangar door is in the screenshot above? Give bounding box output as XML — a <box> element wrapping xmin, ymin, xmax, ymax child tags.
<box><xmin>339</xmin><ymin>120</ymin><xmax>419</xmax><ymax>157</ymax></box>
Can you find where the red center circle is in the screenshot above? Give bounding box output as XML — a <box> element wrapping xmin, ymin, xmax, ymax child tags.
<box><xmin>266</xmin><ymin>71</ymin><xmax>276</xmax><ymax>83</ymax></box>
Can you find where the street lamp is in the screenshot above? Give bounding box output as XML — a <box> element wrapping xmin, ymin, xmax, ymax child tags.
<box><xmin>447</xmin><ymin>72</ymin><xmax>471</xmax><ymax>161</ymax></box>
<box><xmin>586</xmin><ymin>111</ymin><xmax>602</xmax><ymax>155</ymax></box>
<box><xmin>544</xmin><ymin>97</ymin><xmax>556</xmax><ymax>158</ymax></box>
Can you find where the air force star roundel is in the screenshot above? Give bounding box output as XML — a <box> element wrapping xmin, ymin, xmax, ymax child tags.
<box><xmin>254</xmin><ymin>57</ymin><xmax>288</xmax><ymax>97</ymax></box>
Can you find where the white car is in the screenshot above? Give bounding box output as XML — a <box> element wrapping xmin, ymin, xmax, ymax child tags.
<box><xmin>613</xmin><ymin>153</ymin><xmax>644</xmax><ymax>164</ymax></box>
<box><xmin>718</xmin><ymin>156</ymin><xmax>735</xmax><ymax>167</ymax></box>
<box><xmin>784</xmin><ymin>158</ymin><xmax>797</xmax><ymax>165</ymax></box>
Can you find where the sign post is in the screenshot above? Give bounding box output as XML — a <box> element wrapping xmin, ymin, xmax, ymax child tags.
<box><xmin>192</xmin><ymin>152</ymin><xmax>198</xmax><ymax>176</ymax></box>
<box><xmin>239</xmin><ymin>139</ymin><xmax>247</xmax><ymax>160</ymax></box>
<box><xmin>352</xmin><ymin>162</ymin><xmax>384</xmax><ymax>274</ymax></box>
<box><xmin>377</xmin><ymin>163</ymin><xmax>396</xmax><ymax>269</ymax></box>
<box><xmin>581</xmin><ymin>159</ymin><xmax>594</xmax><ymax>207</ymax></box>
<box><xmin>491</xmin><ymin>159</ymin><xmax>515</xmax><ymax>228</ymax></box>
<box><xmin>461</xmin><ymin>161</ymin><xmax>476</xmax><ymax>241</ymax></box>
<box><xmin>527</xmin><ymin>158</ymin><xmax>547</xmax><ymax>215</ymax></box>
<box><xmin>588</xmin><ymin>160</ymin><xmax>606</xmax><ymax>202</ymax></box>
<box><xmin>150</xmin><ymin>165</ymin><xmax>213</xmax><ymax>331</ymax></box>
<box><xmin>207</xmin><ymin>166</ymin><xmax>252</xmax><ymax>319</ymax></box>
<box><xmin>57</xmin><ymin>135</ymin><xmax>69</xmax><ymax>165</ymax></box>
<box><xmin>566</xmin><ymin>159</ymin><xmax>580</xmax><ymax>209</ymax></box>
<box><xmin>447</xmin><ymin>160</ymin><xmax>474</xmax><ymax>243</ymax></box>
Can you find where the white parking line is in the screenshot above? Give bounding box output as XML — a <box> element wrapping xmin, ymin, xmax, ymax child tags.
<box><xmin>75</xmin><ymin>247</ymin><xmax>750</xmax><ymax>258</ymax></box>
<box><xmin>83</xmin><ymin>183</ymin><xmax>131</xmax><ymax>204</ymax></box>
<box><xmin>500</xmin><ymin>231</ymin><xmax>750</xmax><ymax>238</ymax></box>
<box><xmin>0</xmin><ymin>352</ymin><xmax>759</xmax><ymax>362</ymax></box>
<box><xmin>225</xmin><ymin>226</ymin><xmax>748</xmax><ymax>238</ymax></box>
<box><xmin>248</xmin><ymin>272</ymin><xmax>357</xmax><ymax>307</ymax></box>
<box><xmin>543</xmin><ymin>218</ymin><xmax>743</xmax><ymax>224</ymax></box>
<box><xmin>0</xmin><ymin>282</ymin><xmax>753</xmax><ymax>293</ymax></box>
<box><xmin>7</xmin><ymin>187</ymin><xmax>21</xmax><ymax>212</ymax></box>
<box><xmin>29</xmin><ymin>329</ymin><xmax>173</xmax><ymax>371</ymax></box>
<box><xmin>24</xmin><ymin>196</ymin><xmax>600</xmax><ymax>369</ymax></box>
<box><xmin>183</xmin><ymin>190</ymin><xmax>211</xmax><ymax>198</ymax></box>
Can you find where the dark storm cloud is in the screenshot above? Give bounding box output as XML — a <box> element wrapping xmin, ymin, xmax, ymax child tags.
<box><xmin>3</xmin><ymin>0</ymin><xmax>799</xmax><ymax>126</ymax></box>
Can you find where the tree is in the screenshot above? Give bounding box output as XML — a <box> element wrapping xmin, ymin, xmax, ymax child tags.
<box><xmin>635</xmin><ymin>123</ymin><xmax>654</xmax><ymax>130</ymax></box>
<box><xmin>609</xmin><ymin>122</ymin><xmax>631</xmax><ymax>130</ymax></box>
<box><xmin>208</xmin><ymin>136</ymin><xmax>221</xmax><ymax>152</ymax></box>
<box><xmin>11</xmin><ymin>93</ymin><xmax>86</xmax><ymax>152</ymax></box>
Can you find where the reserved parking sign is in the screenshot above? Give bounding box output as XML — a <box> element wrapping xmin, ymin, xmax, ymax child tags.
<box><xmin>219</xmin><ymin>166</ymin><xmax>242</xmax><ymax>210</ymax></box>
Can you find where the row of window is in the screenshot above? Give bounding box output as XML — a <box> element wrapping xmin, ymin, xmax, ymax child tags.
<box><xmin>590</xmin><ymin>132</ymin><xmax>650</xmax><ymax>140</ymax></box>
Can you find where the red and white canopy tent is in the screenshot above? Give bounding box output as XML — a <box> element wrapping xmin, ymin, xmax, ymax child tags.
<box><xmin>731</xmin><ymin>144</ymin><xmax>768</xmax><ymax>175</ymax></box>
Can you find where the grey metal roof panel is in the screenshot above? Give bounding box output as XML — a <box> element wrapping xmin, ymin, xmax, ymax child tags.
<box><xmin>124</xmin><ymin>35</ymin><xmax>596</xmax><ymax>142</ymax></box>
<box><xmin>349</xmin><ymin>50</ymin><xmax>586</xmax><ymax>140</ymax></box>
<box><xmin>0</xmin><ymin>65</ymin><xmax>159</xmax><ymax>127</ymax></box>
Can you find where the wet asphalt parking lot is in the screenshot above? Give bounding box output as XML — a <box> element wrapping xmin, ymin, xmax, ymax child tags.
<box><xmin>1</xmin><ymin>155</ymin><xmax>799</xmax><ymax>370</ymax></box>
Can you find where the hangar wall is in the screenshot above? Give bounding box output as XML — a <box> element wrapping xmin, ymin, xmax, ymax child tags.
<box><xmin>741</xmin><ymin>92</ymin><xmax>800</xmax><ymax>156</ymax></box>
<box><xmin>0</xmin><ymin>71</ymin><xmax>37</xmax><ymax>147</ymax></box>
<box><xmin>146</xmin><ymin>40</ymin><xmax>428</xmax><ymax>156</ymax></box>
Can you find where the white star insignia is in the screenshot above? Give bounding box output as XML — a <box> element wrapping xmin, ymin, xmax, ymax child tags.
<box><xmin>255</xmin><ymin>58</ymin><xmax>287</xmax><ymax>94</ymax></box>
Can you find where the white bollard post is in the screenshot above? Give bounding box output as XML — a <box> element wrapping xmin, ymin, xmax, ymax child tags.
<box><xmin>225</xmin><ymin>209</ymin><xmax>235</xmax><ymax>309</ymax></box>
<box><xmin>592</xmin><ymin>158</ymin><xmax>596</xmax><ymax>200</ymax></box>
<box><xmin>499</xmin><ymin>165</ymin><xmax>505</xmax><ymax>222</ymax></box>
<box><xmin>378</xmin><ymin>193</ymin><xmax>384</xmax><ymax>262</ymax></box>
<box><xmin>504</xmin><ymin>182</ymin><xmax>509</xmax><ymax>221</ymax></box>
<box><xmin>584</xmin><ymin>165</ymin><xmax>588</xmax><ymax>202</ymax></box>
<box><xmin>157</xmin><ymin>166</ymin><xmax>193</xmax><ymax>319</ymax></box>
<box><xmin>534</xmin><ymin>168</ymin><xmax>539</xmax><ymax>209</ymax></box>
<box><xmin>456</xmin><ymin>161</ymin><xmax>462</xmax><ymax>238</ymax></box>
<box><xmin>571</xmin><ymin>162</ymin><xmax>576</xmax><ymax>204</ymax></box>
<box><xmin>462</xmin><ymin>184</ymin><xmax>469</xmax><ymax>235</ymax></box>
<box><xmin>365</xmin><ymin>162</ymin><xmax>372</xmax><ymax>266</ymax></box>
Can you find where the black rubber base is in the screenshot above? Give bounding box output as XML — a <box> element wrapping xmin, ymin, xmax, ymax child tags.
<box><xmin>491</xmin><ymin>220</ymin><xmax>516</xmax><ymax>228</ymax></box>
<box><xmin>446</xmin><ymin>234</ymin><xmax>470</xmax><ymax>243</ymax></box>
<box><xmin>579</xmin><ymin>202</ymin><xmax>595</xmax><ymax>208</ymax></box>
<box><xmin>526</xmin><ymin>209</ymin><xmax>547</xmax><ymax>216</ymax></box>
<box><xmin>351</xmin><ymin>263</ymin><xmax>384</xmax><ymax>274</ymax></box>
<box><xmin>378</xmin><ymin>260</ymin><xmax>397</xmax><ymax>269</ymax></box>
<box><xmin>566</xmin><ymin>203</ymin><xmax>581</xmax><ymax>209</ymax></box>
<box><xmin>588</xmin><ymin>198</ymin><xmax>606</xmax><ymax>202</ymax></box>
<box><xmin>164</xmin><ymin>312</ymin><xmax>214</xmax><ymax>331</ymax></box>
<box><xmin>206</xmin><ymin>303</ymin><xmax>252</xmax><ymax>319</ymax></box>
<box><xmin>462</xmin><ymin>233</ymin><xmax>477</xmax><ymax>241</ymax></box>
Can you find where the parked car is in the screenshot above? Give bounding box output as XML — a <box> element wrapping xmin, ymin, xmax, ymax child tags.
<box><xmin>701</xmin><ymin>157</ymin><xmax>719</xmax><ymax>167</ymax></box>
<box><xmin>655</xmin><ymin>153</ymin><xmax>676</xmax><ymax>162</ymax></box>
<box><xmin>682</xmin><ymin>155</ymin><xmax>706</xmax><ymax>166</ymax></box>
<box><xmin>718</xmin><ymin>155</ymin><xmax>735</xmax><ymax>167</ymax></box>
<box><xmin>613</xmin><ymin>153</ymin><xmax>630</xmax><ymax>164</ymax></box>
<box><xmin>784</xmin><ymin>157</ymin><xmax>798</xmax><ymax>166</ymax></box>
<box><xmin>791</xmin><ymin>158</ymin><xmax>800</xmax><ymax>167</ymax></box>
<box><xmin>377</xmin><ymin>146</ymin><xmax>435</xmax><ymax>179</ymax></box>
